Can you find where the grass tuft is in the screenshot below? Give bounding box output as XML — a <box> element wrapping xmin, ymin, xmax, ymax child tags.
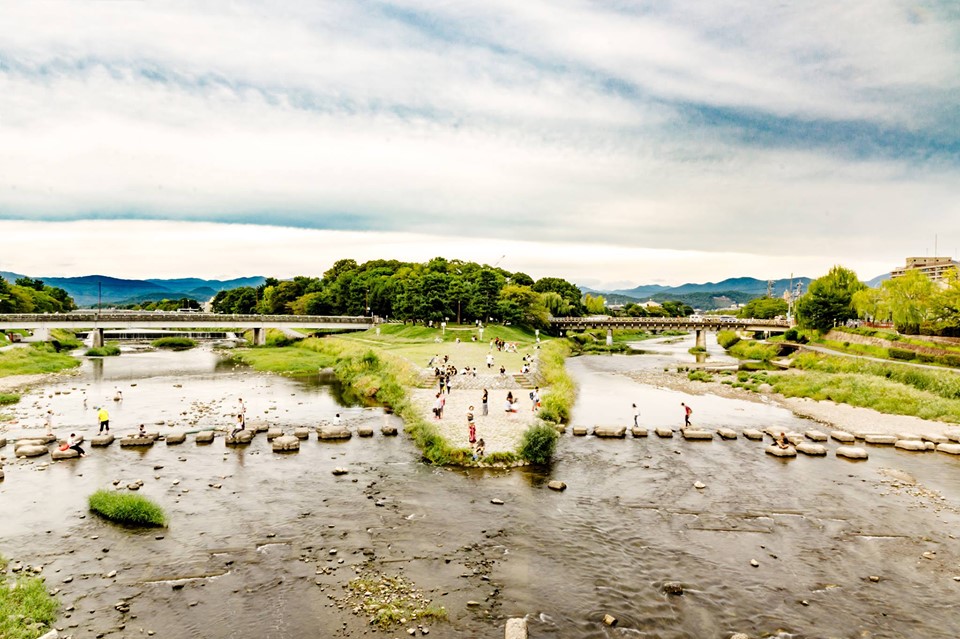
<box><xmin>88</xmin><ymin>490</ymin><xmax>166</xmax><ymax>527</ymax></box>
<box><xmin>85</xmin><ymin>344</ymin><xmax>121</xmax><ymax>357</ymax></box>
<box><xmin>151</xmin><ymin>337</ymin><xmax>196</xmax><ymax>350</ymax></box>
<box><xmin>0</xmin><ymin>555</ymin><xmax>59</xmax><ymax>639</ymax></box>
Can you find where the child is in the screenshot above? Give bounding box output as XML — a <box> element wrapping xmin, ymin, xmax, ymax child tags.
<box><xmin>473</xmin><ymin>438</ymin><xmax>485</xmax><ymax>461</ymax></box>
<box><xmin>467</xmin><ymin>406</ymin><xmax>476</xmax><ymax>444</ymax></box>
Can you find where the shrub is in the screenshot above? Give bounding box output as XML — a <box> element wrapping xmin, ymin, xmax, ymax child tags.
<box><xmin>687</xmin><ymin>370</ymin><xmax>713</xmax><ymax>382</ymax></box>
<box><xmin>151</xmin><ymin>337</ymin><xmax>196</xmax><ymax>350</ymax></box>
<box><xmin>88</xmin><ymin>490</ymin><xmax>166</xmax><ymax>526</ymax></box>
<box><xmin>888</xmin><ymin>348</ymin><xmax>914</xmax><ymax>361</ymax></box>
<box><xmin>85</xmin><ymin>345</ymin><xmax>121</xmax><ymax>357</ymax></box>
<box><xmin>729</xmin><ymin>340</ymin><xmax>778</xmax><ymax>361</ymax></box>
<box><xmin>519</xmin><ymin>423</ymin><xmax>559</xmax><ymax>464</ymax></box>
<box><xmin>688</xmin><ymin>346</ymin><xmax>707</xmax><ymax>354</ymax></box>
<box><xmin>716</xmin><ymin>330</ymin><xmax>741</xmax><ymax>349</ymax></box>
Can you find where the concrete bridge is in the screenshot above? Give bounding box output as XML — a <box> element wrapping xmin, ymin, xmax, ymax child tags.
<box><xmin>550</xmin><ymin>316</ymin><xmax>792</xmax><ymax>348</ymax></box>
<box><xmin>0</xmin><ymin>312</ymin><xmax>376</xmax><ymax>346</ymax></box>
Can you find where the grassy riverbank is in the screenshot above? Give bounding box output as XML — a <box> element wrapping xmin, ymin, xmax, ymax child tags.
<box><xmin>0</xmin><ymin>555</ymin><xmax>58</xmax><ymax>639</ymax></box>
<box><xmin>0</xmin><ymin>343</ymin><xmax>81</xmax><ymax>378</ymax></box>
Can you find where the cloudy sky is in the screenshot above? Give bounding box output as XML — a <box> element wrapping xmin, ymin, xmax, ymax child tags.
<box><xmin>2</xmin><ymin>1</ymin><xmax>958</xmax><ymax>289</ymax></box>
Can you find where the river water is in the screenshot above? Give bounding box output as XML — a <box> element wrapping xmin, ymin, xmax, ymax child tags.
<box><xmin>2</xmin><ymin>341</ymin><xmax>960</xmax><ymax>639</ymax></box>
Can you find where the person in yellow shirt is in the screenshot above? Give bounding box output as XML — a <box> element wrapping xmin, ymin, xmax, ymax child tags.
<box><xmin>97</xmin><ymin>407</ymin><xmax>110</xmax><ymax>433</ymax></box>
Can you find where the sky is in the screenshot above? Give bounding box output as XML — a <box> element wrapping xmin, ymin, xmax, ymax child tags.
<box><xmin>2</xmin><ymin>1</ymin><xmax>959</xmax><ymax>289</ymax></box>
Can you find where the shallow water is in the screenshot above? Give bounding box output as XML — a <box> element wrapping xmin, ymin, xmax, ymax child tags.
<box><xmin>3</xmin><ymin>344</ymin><xmax>960</xmax><ymax>638</ymax></box>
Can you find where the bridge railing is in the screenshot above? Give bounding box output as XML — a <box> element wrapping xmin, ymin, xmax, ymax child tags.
<box><xmin>0</xmin><ymin>312</ymin><xmax>377</xmax><ymax>324</ymax></box>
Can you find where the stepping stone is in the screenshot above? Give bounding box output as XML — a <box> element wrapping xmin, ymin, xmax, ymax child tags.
<box><xmin>631</xmin><ymin>427</ymin><xmax>648</xmax><ymax>437</ymax></box>
<box><xmin>225</xmin><ymin>430</ymin><xmax>254</xmax><ymax>445</ymax></box>
<box><xmin>836</xmin><ymin>446</ymin><xmax>868</xmax><ymax>460</ymax></box>
<box><xmin>571</xmin><ymin>426</ymin><xmax>588</xmax><ymax>436</ymax></box>
<box><xmin>850</xmin><ymin>430</ymin><xmax>877</xmax><ymax>440</ymax></box>
<box><xmin>763</xmin><ymin>427</ymin><xmax>780</xmax><ymax>438</ymax></box>
<box><xmin>830</xmin><ymin>431</ymin><xmax>856</xmax><ymax>443</ymax></box>
<box><xmin>936</xmin><ymin>443</ymin><xmax>960</xmax><ymax>455</ymax></box>
<box><xmin>272</xmin><ymin>435</ymin><xmax>300</xmax><ymax>452</ymax></box>
<box><xmin>765</xmin><ymin>445</ymin><xmax>796</xmax><ymax>458</ymax></box>
<box><xmin>717</xmin><ymin>428</ymin><xmax>737</xmax><ymax>440</ymax></box>
<box><xmin>594</xmin><ymin>426</ymin><xmax>626</xmax><ymax>438</ymax></box>
<box><xmin>317</xmin><ymin>427</ymin><xmax>351</xmax><ymax>440</ymax></box>
<box><xmin>381</xmin><ymin>425</ymin><xmax>398</xmax><ymax>436</ymax></box>
<box><xmin>357</xmin><ymin>426</ymin><xmax>374</xmax><ymax>438</ymax></box>
<box><xmin>332</xmin><ymin>467</ymin><xmax>348</xmax><ymax>475</ymax></box>
<box><xmin>796</xmin><ymin>442</ymin><xmax>827</xmax><ymax>456</ymax></box>
<box><xmin>165</xmin><ymin>432</ymin><xmax>186</xmax><ymax>445</ymax></box>
<box><xmin>15</xmin><ymin>439</ymin><xmax>47</xmax><ymax>448</ymax></box>
<box><xmin>293</xmin><ymin>427</ymin><xmax>311</xmax><ymax>440</ymax></box>
<box><xmin>944</xmin><ymin>430</ymin><xmax>960</xmax><ymax>443</ymax></box>
<box><xmin>896</xmin><ymin>432</ymin><xmax>922</xmax><ymax>441</ymax></box>
<box><xmin>16</xmin><ymin>444</ymin><xmax>49</xmax><ymax>457</ymax></box>
<box><xmin>51</xmin><ymin>447</ymin><xmax>80</xmax><ymax>460</ymax></box>
<box><xmin>120</xmin><ymin>437</ymin><xmax>154</xmax><ymax>447</ymax></box>
<box><xmin>266</xmin><ymin>428</ymin><xmax>283</xmax><ymax>441</ymax></box>
<box><xmin>921</xmin><ymin>433</ymin><xmax>948</xmax><ymax>444</ymax></box>
<box><xmin>864</xmin><ymin>434</ymin><xmax>897</xmax><ymax>445</ymax></box>
<box><xmin>682</xmin><ymin>430</ymin><xmax>713</xmax><ymax>440</ymax></box>
<box><xmin>90</xmin><ymin>434</ymin><xmax>114</xmax><ymax>446</ymax></box>
<box><xmin>895</xmin><ymin>439</ymin><xmax>928</xmax><ymax>452</ymax></box>
<box><xmin>786</xmin><ymin>433</ymin><xmax>804</xmax><ymax>446</ymax></box>
<box><xmin>742</xmin><ymin>429</ymin><xmax>764</xmax><ymax>441</ymax></box>
<box><xmin>547</xmin><ymin>480</ymin><xmax>567</xmax><ymax>491</ymax></box>
<box><xmin>804</xmin><ymin>430</ymin><xmax>828</xmax><ymax>442</ymax></box>
<box><xmin>252</xmin><ymin>421</ymin><xmax>270</xmax><ymax>433</ymax></box>
<box><xmin>655</xmin><ymin>427</ymin><xmax>674</xmax><ymax>438</ymax></box>
<box><xmin>195</xmin><ymin>431</ymin><xmax>215</xmax><ymax>444</ymax></box>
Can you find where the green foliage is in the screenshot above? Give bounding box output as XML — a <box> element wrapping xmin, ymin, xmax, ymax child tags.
<box><xmin>497</xmin><ymin>284</ymin><xmax>550</xmax><ymax>329</ymax></box>
<box><xmin>688</xmin><ymin>346</ymin><xmax>707</xmax><ymax>354</ymax></box>
<box><xmin>0</xmin><ymin>555</ymin><xmax>59</xmax><ymax>639</ymax></box>
<box><xmin>728</xmin><ymin>340</ymin><xmax>778</xmax><ymax>361</ymax></box>
<box><xmin>687</xmin><ymin>370</ymin><xmax>713</xmax><ymax>382</ymax></box>
<box><xmin>0</xmin><ymin>276</ymin><xmax>76</xmax><ymax>313</ymax></box>
<box><xmin>50</xmin><ymin>329</ymin><xmax>83</xmax><ymax>350</ymax></box>
<box><xmin>716</xmin><ymin>330</ymin><xmax>741</xmax><ymax>349</ymax></box>
<box><xmin>888</xmin><ymin>347</ymin><xmax>914</xmax><ymax>361</ymax></box>
<box><xmin>536</xmin><ymin>340</ymin><xmax>575</xmax><ymax>424</ymax></box>
<box><xmin>582</xmin><ymin>293</ymin><xmax>606</xmax><ymax>314</ymax></box>
<box><xmin>0</xmin><ymin>393</ymin><xmax>19</xmax><ymax>405</ymax></box>
<box><xmin>482</xmin><ymin>451</ymin><xmax>521</xmax><ymax>464</ymax></box>
<box><xmin>0</xmin><ymin>343</ymin><xmax>81</xmax><ymax>377</ymax></box>
<box><xmin>789</xmin><ymin>352</ymin><xmax>960</xmax><ymax>399</ymax></box>
<box><xmin>344</xmin><ymin>571</ymin><xmax>446</xmax><ymax>629</ymax></box>
<box><xmin>518</xmin><ymin>423</ymin><xmax>559</xmax><ymax>464</ymax></box>
<box><xmin>783</xmin><ymin>328</ymin><xmax>808</xmax><ymax>343</ymax></box>
<box><xmin>151</xmin><ymin>337</ymin><xmax>197</xmax><ymax>350</ymax></box>
<box><xmin>88</xmin><ymin>490</ymin><xmax>167</xmax><ymax>526</ymax></box>
<box><xmin>795</xmin><ymin>265</ymin><xmax>866</xmax><ymax>332</ymax></box>
<box><xmin>85</xmin><ymin>344</ymin><xmax>121</xmax><ymax>357</ymax></box>
<box><xmin>738</xmin><ymin>297</ymin><xmax>788</xmax><ymax>319</ymax></box>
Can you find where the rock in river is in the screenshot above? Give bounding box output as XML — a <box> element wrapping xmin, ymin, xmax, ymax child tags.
<box><xmin>836</xmin><ymin>446</ymin><xmax>868</xmax><ymax>460</ymax></box>
<box><xmin>272</xmin><ymin>435</ymin><xmax>300</xmax><ymax>452</ymax></box>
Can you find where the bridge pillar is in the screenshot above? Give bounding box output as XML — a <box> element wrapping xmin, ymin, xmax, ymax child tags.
<box><xmin>606</xmin><ymin>328</ymin><xmax>613</xmax><ymax>346</ymax></box>
<box><xmin>252</xmin><ymin>327</ymin><xmax>267</xmax><ymax>346</ymax></box>
<box><xmin>92</xmin><ymin>328</ymin><xmax>104</xmax><ymax>348</ymax></box>
<box><xmin>33</xmin><ymin>327</ymin><xmax>51</xmax><ymax>342</ymax></box>
<box><xmin>695</xmin><ymin>329</ymin><xmax>706</xmax><ymax>350</ymax></box>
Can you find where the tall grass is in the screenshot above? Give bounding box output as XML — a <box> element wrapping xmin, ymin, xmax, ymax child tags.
<box><xmin>0</xmin><ymin>343</ymin><xmax>81</xmax><ymax>377</ymax></box>
<box><xmin>790</xmin><ymin>352</ymin><xmax>960</xmax><ymax>400</ymax></box>
<box><xmin>85</xmin><ymin>344</ymin><xmax>121</xmax><ymax>357</ymax></box>
<box><xmin>0</xmin><ymin>393</ymin><xmax>20</xmax><ymax>405</ymax></box>
<box><xmin>88</xmin><ymin>490</ymin><xmax>167</xmax><ymax>527</ymax></box>
<box><xmin>728</xmin><ymin>340</ymin><xmax>778</xmax><ymax>361</ymax></box>
<box><xmin>716</xmin><ymin>330</ymin><xmax>741</xmax><ymax>349</ymax></box>
<box><xmin>536</xmin><ymin>340</ymin><xmax>575</xmax><ymax>424</ymax></box>
<box><xmin>0</xmin><ymin>556</ymin><xmax>58</xmax><ymax>639</ymax></box>
<box><xmin>50</xmin><ymin>329</ymin><xmax>83</xmax><ymax>350</ymax></box>
<box><xmin>152</xmin><ymin>337</ymin><xmax>197</xmax><ymax>350</ymax></box>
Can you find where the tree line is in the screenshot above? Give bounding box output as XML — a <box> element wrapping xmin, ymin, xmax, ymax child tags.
<box><xmin>0</xmin><ymin>277</ymin><xmax>77</xmax><ymax>313</ymax></box>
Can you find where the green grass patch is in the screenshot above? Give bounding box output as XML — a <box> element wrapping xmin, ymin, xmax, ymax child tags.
<box><xmin>728</xmin><ymin>340</ymin><xmax>779</xmax><ymax>361</ymax></box>
<box><xmin>687</xmin><ymin>370</ymin><xmax>713</xmax><ymax>382</ymax></box>
<box><xmin>342</xmin><ymin>570</ymin><xmax>446</xmax><ymax>629</ymax></box>
<box><xmin>716</xmin><ymin>330</ymin><xmax>741</xmax><ymax>349</ymax></box>
<box><xmin>688</xmin><ymin>346</ymin><xmax>707</xmax><ymax>354</ymax></box>
<box><xmin>50</xmin><ymin>329</ymin><xmax>83</xmax><ymax>350</ymax></box>
<box><xmin>518</xmin><ymin>423</ymin><xmax>559</xmax><ymax>464</ymax></box>
<box><xmin>85</xmin><ymin>344</ymin><xmax>121</xmax><ymax>357</ymax></box>
<box><xmin>790</xmin><ymin>352</ymin><xmax>960</xmax><ymax>400</ymax></box>
<box><xmin>536</xmin><ymin>340</ymin><xmax>574</xmax><ymax>425</ymax></box>
<box><xmin>151</xmin><ymin>337</ymin><xmax>197</xmax><ymax>351</ymax></box>
<box><xmin>88</xmin><ymin>490</ymin><xmax>167</xmax><ymax>527</ymax></box>
<box><xmin>0</xmin><ymin>393</ymin><xmax>20</xmax><ymax>405</ymax></box>
<box><xmin>0</xmin><ymin>343</ymin><xmax>81</xmax><ymax>377</ymax></box>
<box><xmin>0</xmin><ymin>556</ymin><xmax>59</xmax><ymax>639</ymax></box>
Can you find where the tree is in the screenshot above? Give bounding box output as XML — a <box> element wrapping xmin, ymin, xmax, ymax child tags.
<box><xmin>15</xmin><ymin>277</ymin><xmax>45</xmax><ymax>291</ymax></box>
<box><xmin>795</xmin><ymin>265</ymin><xmax>865</xmax><ymax>331</ymax></box>
<box><xmin>879</xmin><ymin>269</ymin><xmax>936</xmax><ymax>332</ymax></box>
<box><xmin>582</xmin><ymin>294</ymin><xmax>606</xmax><ymax>314</ymax></box>
<box><xmin>738</xmin><ymin>297</ymin><xmax>788</xmax><ymax>319</ymax></box>
<box><xmin>497</xmin><ymin>285</ymin><xmax>549</xmax><ymax>329</ymax></box>
<box><xmin>532</xmin><ymin>277</ymin><xmax>583</xmax><ymax>315</ymax></box>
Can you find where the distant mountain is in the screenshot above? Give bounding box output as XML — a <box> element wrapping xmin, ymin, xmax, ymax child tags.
<box><xmin>611</xmin><ymin>284</ymin><xmax>671</xmax><ymax>298</ymax></box>
<box><xmin>866</xmin><ymin>273</ymin><xmax>891</xmax><ymax>288</ymax></box>
<box><xmin>0</xmin><ymin>272</ymin><xmax>266</xmax><ymax>307</ymax></box>
<box><xmin>593</xmin><ymin>276</ymin><xmax>815</xmax><ymax>310</ymax></box>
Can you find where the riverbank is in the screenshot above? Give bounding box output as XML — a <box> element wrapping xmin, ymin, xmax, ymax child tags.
<box><xmin>625</xmin><ymin>366</ymin><xmax>960</xmax><ymax>439</ymax></box>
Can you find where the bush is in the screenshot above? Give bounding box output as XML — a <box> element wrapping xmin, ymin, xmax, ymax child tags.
<box><xmin>519</xmin><ymin>423</ymin><xmax>558</xmax><ymax>464</ymax></box>
<box><xmin>888</xmin><ymin>348</ymin><xmax>914</xmax><ymax>361</ymax></box>
<box><xmin>716</xmin><ymin>330</ymin><xmax>741</xmax><ymax>349</ymax></box>
<box><xmin>85</xmin><ymin>345</ymin><xmax>121</xmax><ymax>357</ymax></box>
<box><xmin>687</xmin><ymin>370</ymin><xmax>713</xmax><ymax>382</ymax></box>
<box><xmin>728</xmin><ymin>340</ymin><xmax>778</xmax><ymax>361</ymax></box>
<box><xmin>88</xmin><ymin>490</ymin><xmax>166</xmax><ymax>526</ymax></box>
<box><xmin>151</xmin><ymin>337</ymin><xmax>196</xmax><ymax>350</ymax></box>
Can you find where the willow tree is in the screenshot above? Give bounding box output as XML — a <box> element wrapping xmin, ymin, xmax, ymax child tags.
<box><xmin>795</xmin><ymin>265</ymin><xmax>865</xmax><ymax>331</ymax></box>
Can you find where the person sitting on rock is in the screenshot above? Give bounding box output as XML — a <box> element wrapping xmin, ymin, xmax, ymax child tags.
<box><xmin>68</xmin><ymin>433</ymin><xmax>86</xmax><ymax>457</ymax></box>
<box><xmin>775</xmin><ymin>432</ymin><xmax>790</xmax><ymax>449</ymax></box>
<box><xmin>230</xmin><ymin>413</ymin><xmax>244</xmax><ymax>439</ymax></box>
<box><xmin>473</xmin><ymin>438</ymin><xmax>485</xmax><ymax>461</ymax></box>
<box><xmin>138</xmin><ymin>424</ymin><xmax>147</xmax><ymax>437</ymax></box>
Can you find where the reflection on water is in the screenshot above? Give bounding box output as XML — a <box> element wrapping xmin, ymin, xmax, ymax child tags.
<box><xmin>2</xmin><ymin>346</ymin><xmax>960</xmax><ymax>638</ymax></box>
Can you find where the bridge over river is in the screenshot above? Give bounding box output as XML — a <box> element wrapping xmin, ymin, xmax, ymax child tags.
<box><xmin>0</xmin><ymin>312</ymin><xmax>376</xmax><ymax>346</ymax></box>
<box><xmin>551</xmin><ymin>316</ymin><xmax>792</xmax><ymax>348</ymax></box>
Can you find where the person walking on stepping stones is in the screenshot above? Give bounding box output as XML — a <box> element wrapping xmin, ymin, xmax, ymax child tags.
<box><xmin>681</xmin><ymin>402</ymin><xmax>692</xmax><ymax>428</ymax></box>
<box><xmin>467</xmin><ymin>405</ymin><xmax>476</xmax><ymax>444</ymax></box>
<box><xmin>632</xmin><ymin>403</ymin><xmax>640</xmax><ymax>428</ymax></box>
<box><xmin>97</xmin><ymin>406</ymin><xmax>110</xmax><ymax>433</ymax></box>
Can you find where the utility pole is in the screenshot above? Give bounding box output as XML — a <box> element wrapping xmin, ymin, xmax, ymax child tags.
<box><xmin>98</xmin><ymin>280</ymin><xmax>102</xmax><ymax>315</ymax></box>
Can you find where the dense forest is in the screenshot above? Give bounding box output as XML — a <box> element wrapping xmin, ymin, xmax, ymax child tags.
<box><xmin>0</xmin><ymin>277</ymin><xmax>77</xmax><ymax>313</ymax></box>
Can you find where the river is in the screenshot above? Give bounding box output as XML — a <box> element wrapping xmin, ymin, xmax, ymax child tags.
<box><xmin>2</xmin><ymin>340</ymin><xmax>960</xmax><ymax>638</ymax></box>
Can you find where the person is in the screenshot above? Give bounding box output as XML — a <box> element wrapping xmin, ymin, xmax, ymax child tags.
<box><xmin>632</xmin><ymin>403</ymin><xmax>640</xmax><ymax>428</ymax></box>
<box><xmin>237</xmin><ymin>398</ymin><xmax>246</xmax><ymax>428</ymax></box>
<box><xmin>67</xmin><ymin>432</ymin><xmax>85</xmax><ymax>457</ymax></box>
<box><xmin>473</xmin><ymin>438</ymin><xmax>485</xmax><ymax>461</ymax></box>
<box><xmin>486</xmin><ymin>353</ymin><xmax>494</xmax><ymax>369</ymax></box>
<box><xmin>467</xmin><ymin>405</ymin><xmax>476</xmax><ymax>444</ymax></box>
<box><xmin>334</xmin><ymin>412</ymin><xmax>342</xmax><ymax>426</ymax></box>
<box><xmin>775</xmin><ymin>432</ymin><xmax>790</xmax><ymax>449</ymax></box>
<box><xmin>44</xmin><ymin>410</ymin><xmax>54</xmax><ymax>436</ymax></box>
<box><xmin>499</xmin><ymin>365</ymin><xmax>506</xmax><ymax>376</ymax></box>
<box><xmin>138</xmin><ymin>423</ymin><xmax>147</xmax><ymax>437</ymax></box>
<box><xmin>230</xmin><ymin>413</ymin><xmax>244</xmax><ymax>439</ymax></box>
<box><xmin>481</xmin><ymin>389</ymin><xmax>488</xmax><ymax>416</ymax></box>
<box><xmin>97</xmin><ymin>406</ymin><xmax>110</xmax><ymax>433</ymax></box>
<box><xmin>681</xmin><ymin>402</ymin><xmax>692</xmax><ymax>428</ymax></box>
<box><xmin>113</xmin><ymin>388</ymin><xmax>123</xmax><ymax>402</ymax></box>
